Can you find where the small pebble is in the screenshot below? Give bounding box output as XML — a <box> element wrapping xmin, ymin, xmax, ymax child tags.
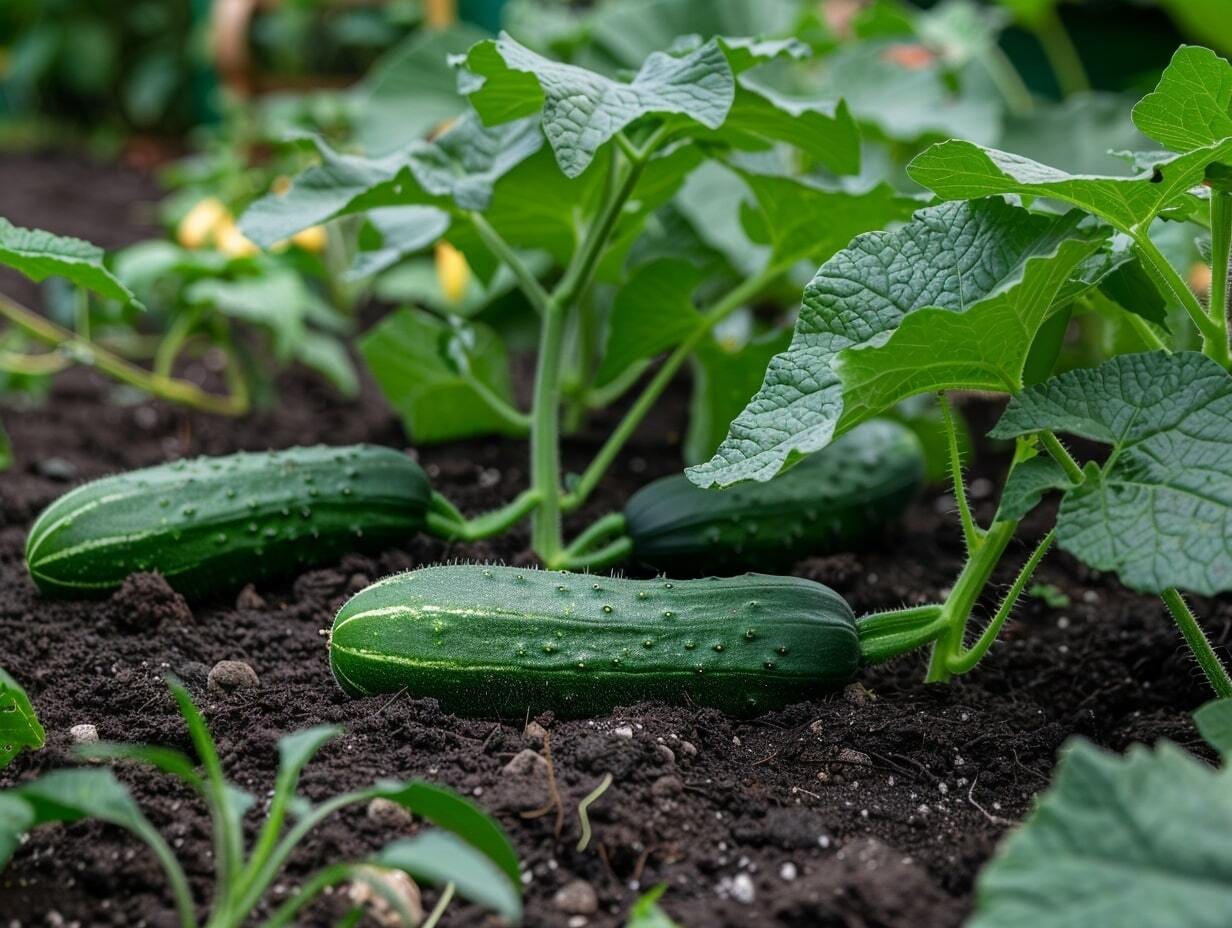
<box><xmin>679</xmin><ymin>740</ymin><xmax>698</xmax><ymax>757</ymax></box>
<box><xmin>235</xmin><ymin>585</ymin><xmax>266</xmax><ymax>610</ymax></box>
<box><xmin>837</xmin><ymin>748</ymin><xmax>871</xmax><ymax>766</ymax></box>
<box><xmin>502</xmin><ymin>749</ymin><xmax>548</xmax><ymax>778</ymax></box>
<box><xmin>655</xmin><ymin>744</ymin><xmax>676</xmax><ymax>767</ymax></box>
<box><xmin>366</xmin><ymin>797</ymin><xmax>413</xmax><ymax>828</ymax></box>
<box><xmin>553</xmin><ymin>880</ymin><xmax>598</xmax><ymax>915</ymax></box>
<box><xmin>779</xmin><ymin>862</ymin><xmax>798</xmax><ymax>881</ymax></box>
<box><xmin>613</xmin><ymin>725</ymin><xmax>634</xmax><ymax>740</ymax></box>
<box><xmin>651</xmin><ymin>775</ymin><xmax>683</xmax><ymax>798</ymax></box>
<box><xmin>717</xmin><ymin>873</ymin><xmax>755</xmax><ymax>904</ymax></box>
<box><xmin>525</xmin><ymin>720</ymin><xmax>548</xmax><ymax>742</ymax></box>
<box><xmin>207</xmin><ymin>660</ymin><xmax>260</xmax><ymax>693</ymax></box>
<box><xmin>69</xmin><ymin>724</ymin><xmax>99</xmax><ymax>744</ymax></box>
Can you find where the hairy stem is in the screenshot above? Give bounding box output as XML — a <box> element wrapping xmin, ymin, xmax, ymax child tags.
<box><xmin>1209</xmin><ymin>189</ymin><xmax>1232</xmax><ymax>363</ymax></box>
<box><xmin>1161</xmin><ymin>588</ymin><xmax>1232</xmax><ymax>699</ymax></box>
<box><xmin>857</xmin><ymin>604</ymin><xmax>948</xmax><ymax>665</ymax></box>
<box><xmin>940</xmin><ymin>392</ymin><xmax>984</xmax><ymax>552</ymax></box>
<box><xmin>1132</xmin><ymin>234</ymin><xmax>1228</xmax><ymax>364</ymax></box>
<box><xmin>1039</xmin><ymin>430</ymin><xmax>1085</xmax><ymax>483</ymax></box>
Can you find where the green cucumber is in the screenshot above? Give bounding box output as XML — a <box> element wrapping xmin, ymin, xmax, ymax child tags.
<box><xmin>625</xmin><ymin>419</ymin><xmax>924</xmax><ymax>573</ymax></box>
<box><xmin>328</xmin><ymin>565</ymin><xmax>859</xmax><ymax>716</ymax></box>
<box><xmin>26</xmin><ymin>444</ymin><xmax>429</xmax><ymax>598</ymax></box>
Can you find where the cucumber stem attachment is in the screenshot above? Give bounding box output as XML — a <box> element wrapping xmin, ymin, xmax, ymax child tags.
<box><xmin>425</xmin><ymin>489</ymin><xmax>542</xmax><ymax>542</ymax></box>
<box><xmin>857</xmin><ymin>604</ymin><xmax>948</xmax><ymax>665</ymax></box>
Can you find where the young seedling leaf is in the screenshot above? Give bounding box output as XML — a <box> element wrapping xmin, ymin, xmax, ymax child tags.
<box><xmin>460</xmin><ymin>32</ymin><xmax>734</xmax><ymax>178</ymax></box>
<box><xmin>688</xmin><ymin>199</ymin><xmax>1103</xmax><ymax>488</ymax></box>
<box><xmin>359</xmin><ymin>308</ymin><xmax>522</xmax><ymax>443</ymax></box>
<box><xmin>596</xmin><ymin>258</ymin><xmax>703</xmax><ymax>386</ymax></box>
<box><xmin>970</xmin><ymin>739</ymin><xmax>1232</xmax><ymax>928</ymax></box>
<box><xmin>369</xmin><ymin>779</ymin><xmax>521</xmax><ymax>887</ymax></box>
<box><xmin>991</xmin><ymin>351</ymin><xmax>1232</xmax><ymax>595</ymax></box>
<box><xmin>625</xmin><ymin>884</ymin><xmax>680</xmax><ymax>927</ymax></box>
<box><xmin>908</xmin><ymin>136</ymin><xmax>1232</xmax><ymax>235</ymax></box>
<box><xmin>1131</xmin><ymin>45</ymin><xmax>1232</xmax><ymax>153</ymax></box>
<box><xmin>1194</xmin><ymin>699</ymin><xmax>1232</xmax><ymax>755</ymax></box>
<box><xmin>375</xmin><ymin>830</ymin><xmax>522</xmax><ymax>922</ymax></box>
<box><xmin>0</xmin><ymin>794</ymin><xmax>34</xmax><ymax>867</ymax></box>
<box><xmin>18</xmin><ymin>768</ymin><xmax>149</xmax><ymax>831</ymax></box>
<box><xmin>74</xmin><ymin>743</ymin><xmax>203</xmax><ymax>788</ymax></box>
<box><xmin>995</xmin><ymin>452</ymin><xmax>1076</xmax><ymax>522</ymax></box>
<box><xmin>239</xmin><ymin>115</ymin><xmax>541</xmax><ymax>247</ymax></box>
<box><xmin>0</xmin><ymin>667</ymin><xmax>44</xmax><ymax>770</ymax></box>
<box><xmin>0</xmin><ymin>218</ymin><xmax>139</xmax><ymax>306</ymax></box>
<box><xmin>275</xmin><ymin>724</ymin><xmax>343</xmax><ymax>787</ymax></box>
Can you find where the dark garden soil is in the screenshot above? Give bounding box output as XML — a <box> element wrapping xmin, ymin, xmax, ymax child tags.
<box><xmin>0</xmin><ymin>152</ymin><xmax>1226</xmax><ymax>928</ymax></box>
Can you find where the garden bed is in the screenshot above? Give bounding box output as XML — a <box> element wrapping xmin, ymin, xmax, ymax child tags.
<box><xmin>0</xmin><ymin>153</ymin><xmax>1220</xmax><ymax>927</ymax></box>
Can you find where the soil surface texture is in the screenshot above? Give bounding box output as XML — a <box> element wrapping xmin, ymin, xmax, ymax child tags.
<box><xmin>0</xmin><ymin>152</ymin><xmax>1224</xmax><ymax>928</ymax></box>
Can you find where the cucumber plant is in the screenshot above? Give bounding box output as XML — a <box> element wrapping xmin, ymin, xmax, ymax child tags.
<box><xmin>0</xmin><ymin>677</ymin><xmax>522</xmax><ymax>928</ymax></box>
<box><xmin>239</xmin><ymin>31</ymin><xmax>920</xmax><ymax>570</ymax></box>
<box><xmin>690</xmin><ymin>44</ymin><xmax>1232</xmax><ymax>699</ymax></box>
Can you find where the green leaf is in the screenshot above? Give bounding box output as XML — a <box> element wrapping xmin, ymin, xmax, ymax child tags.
<box><xmin>275</xmin><ymin>724</ymin><xmax>343</xmax><ymax>791</ymax></box>
<box><xmin>991</xmin><ymin>351</ymin><xmax>1232</xmax><ymax>595</ymax></box>
<box><xmin>0</xmin><ymin>218</ymin><xmax>138</xmax><ymax>306</ymax></box>
<box><xmin>0</xmin><ymin>667</ymin><xmax>43</xmax><ymax>770</ymax></box>
<box><xmin>0</xmin><ymin>794</ymin><xmax>34</xmax><ymax>867</ymax></box>
<box><xmin>1001</xmin><ymin>93</ymin><xmax>1150</xmax><ymax>176</ymax></box>
<box><xmin>1156</xmin><ymin>3</ymin><xmax>1232</xmax><ymax>57</ymax></box>
<box><xmin>626</xmin><ymin>884</ymin><xmax>680</xmax><ymax>927</ymax></box>
<box><xmin>688</xmin><ymin>199</ymin><xmax>1103</xmax><ymax>488</ymax></box>
<box><xmin>460</xmin><ymin>32</ymin><xmax>735</xmax><ymax>178</ymax></box>
<box><xmin>996</xmin><ymin>452</ymin><xmax>1075</xmax><ymax>522</ymax></box>
<box><xmin>359</xmin><ymin>308</ymin><xmax>521</xmax><ymax>443</ymax></box>
<box><xmin>1131</xmin><ymin>46</ymin><xmax>1232</xmax><ymax>153</ymax></box>
<box><xmin>970</xmin><ymin>739</ymin><xmax>1232</xmax><ymax>928</ymax></box>
<box><xmin>1194</xmin><ymin>699</ymin><xmax>1232</xmax><ymax>755</ymax></box>
<box><xmin>348</xmin><ymin>206</ymin><xmax>452</xmax><ymax>280</ymax></box>
<box><xmin>375</xmin><ymin>830</ymin><xmax>521</xmax><ymax>922</ymax></box>
<box><xmin>74</xmin><ymin>743</ymin><xmax>203</xmax><ymax>788</ymax></box>
<box><xmin>369</xmin><ymin>779</ymin><xmax>521</xmax><ymax>888</ymax></box>
<box><xmin>353</xmin><ymin>23</ymin><xmax>490</xmax><ymax>156</ymax></box>
<box><xmin>596</xmin><ymin>259</ymin><xmax>702</xmax><ymax>386</ymax></box>
<box><xmin>239</xmin><ymin>115</ymin><xmax>542</xmax><ymax>247</ymax></box>
<box><xmin>673</xmin><ymin>161</ymin><xmax>765</xmax><ymax>276</ymax></box>
<box><xmin>185</xmin><ymin>271</ymin><xmax>313</xmax><ymax>359</ymax></box>
<box><xmin>293</xmin><ymin>330</ymin><xmax>360</xmax><ymax>398</ymax></box>
<box><xmin>908</xmin><ymin>136</ymin><xmax>1232</xmax><ymax>235</ymax></box>
<box><xmin>0</xmin><ymin>420</ymin><xmax>11</xmax><ymax>473</ymax></box>
<box><xmin>18</xmin><ymin>768</ymin><xmax>148</xmax><ymax>831</ymax></box>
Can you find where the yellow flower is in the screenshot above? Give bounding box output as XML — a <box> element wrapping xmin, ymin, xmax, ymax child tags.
<box><xmin>213</xmin><ymin>215</ymin><xmax>260</xmax><ymax>258</ymax></box>
<box><xmin>177</xmin><ymin>197</ymin><xmax>229</xmax><ymax>250</ymax></box>
<box><xmin>435</xmin><ymin>241</ymin><xmax>470</xmax><ymax>304</ymax></box>
<box><xmin>290</xmin><ymin>225</ymin><xmax>328</xmax><ymax>253</ymax></box>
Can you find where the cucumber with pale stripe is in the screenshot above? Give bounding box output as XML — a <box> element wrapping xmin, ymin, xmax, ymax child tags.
<box><xmin>26</xmin><ymin>444</ymin><xmax>430</xmax><ymax>598</ymax></box>
<box><xmin>328</xmin><ymin>565</ymin><xmax>859</xmax><ymax>716</ymax></box>
<box><xmin>625</xmin><ymin>420</ymin><xmax>924</xmax><ymax>574</ymax></box>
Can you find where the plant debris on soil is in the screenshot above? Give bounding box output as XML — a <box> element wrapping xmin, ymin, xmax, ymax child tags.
<box><xmin>0</xmin><ymin>153</ymin><xmax>1225</xmax><ymax>928</ymax></box>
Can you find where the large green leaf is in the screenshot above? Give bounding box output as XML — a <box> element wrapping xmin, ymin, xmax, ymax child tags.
<box><xmin>239</xmin><ymin>115</ymin><xmax>542</xmax><ymax>247</ymax></box>
<box><xmin>688</xmin><ymin>199</ymin><xmax>1103</xmax><ymax>487</ymax></box>
<box><xmin>970</xmin><ymin>739</ymin><xmax>1232</xmax><ymax>928</ymax></box>
<box><xmin>375</xmin><ymin>831</ymin><xmax>521</xmax><ymax>922</ymax></box>
<box><xmin>596</xmin><ymin>258</ymin><xmax>702</xmax><ymax>386</ymax></box>
<box><xmin>0</xmin><ymin>218</ymin><xmax>138</xmax><ymax>305</ymax></box>
<box><xmin>359</xmin><ymin>308</ymin><xmax>522</xmax><ymax>443</ymax></box>
<box><xmin>1131</xmin><ymin>45</ymin><xmax>1232</xmax><ymax>153</ymax></box>
<box><xmin>991</xmin><ymin>351</ymin><xmax>1232</xmax><ymax>595</ymax></box>
<box><xmin>0</xmin><ymin>667</ymin><xmax>44</xmax><ymax>770</ymax></box>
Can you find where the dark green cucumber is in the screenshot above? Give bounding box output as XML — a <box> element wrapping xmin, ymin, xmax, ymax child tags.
<box><xmin>626</xmin><ymin>419</ymin><xmax>924</xmax><ymax>573</ymax></box>
<box><xmin>329</xmin><ymin>565</ymin><xmax>858</xmax><ymax>717</ymax></box>
<box><xmin>26</xmin><ymin>444</ymin><xmax>429</xmax><ymax>598</ymax></box>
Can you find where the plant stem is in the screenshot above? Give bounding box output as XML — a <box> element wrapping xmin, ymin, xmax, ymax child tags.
<box><xmin>137</xmin><ymin>822</ymin><xmax>200</xmax><ymax>928</ymax></box>
<box><xmin>979</xmin><ymin>45</ymin><xmax>1035</xmax><ymax>117</ymax></box>
<box><xmin>155</xmin><ymin>308</ymin><xmax>203</xmax><ymax>378</ymax></box>
<box><xmin>1039</xmin><ymin>430</ymin><xmax>1085</xmax><ymax>483</ymax></box>
<box><xmin>1032</xmin><ymin>8</ymin><xmax>1090</xmax><ymax>96</ymax></box>
<box><xmin>1209</xmin><ymin>189</ymin><xmax>1232</xmax><ymax>363</ymax></box>
<box><xmin>529</xmin><ymin>298</ymin><xmax>569</xmax><ymax>563</ymax></box>
<box><xmin>260</xmin><ymin>863</ymin><xmax>355</xmax><ymax>928</ymax></box>
<box><xmin>1132</xmin><ymin>234</ymin><xmax>1228</xmax><ymax>365</ymax></box>
<box><xmin>0</xmin><ymin>292</ymin><xmax>249</xmax><ymax>415</ymax></box>
<box><xmin>460</xmin><ymin>366</ymin><xmax>531</xmax><ymax>434</ymax></box>
<box><xmin>424</xmin><ymin>489</ymin><xmax>542</xmax><ymax>541</ymax></box>
<box><xmin>421</xmin><ymin>883</ymin><xmax>457</xmax><ymax>928</ymax></box>
<box><xmin>561</xmin><ymin>265</ymin><xmax>780</xmax><ymax>514</ymax></box>
<box><xmin>925</xmin><ymin>519</ymin><xmax>1020</xmax><ymax>682</ymax></box>
<box><xmin>940</xmin><ymin>392</ymin><xmax>984</xmax><ymax>552</ymax></box>
<box><xmin>468</xmin><ymin>212</ymin><xmax>550</xmax><ymax>313</ymax></box>
<box><xmin>856</xmin><ymin>604</ymin><xmax>948</xmax><ymax>665</ymax></box>
<box><xmin>1161</xmin><ymin>588</ymin><xmax>1232</xmax><ymax>699</ymax></box>
<box><xmin>946</xmin><ymin>529</ymin><xmax>1055</xmax><ymax>674</ymax></box>
<box><xmin>74</xmin><ymin>286</ymin><xmax>90</xmax><ymax>340</ymax></box>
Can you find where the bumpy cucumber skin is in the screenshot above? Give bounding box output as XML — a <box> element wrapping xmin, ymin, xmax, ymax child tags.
<box><xmin>626</xmin><ymin>420</ymin><xmax>924</xmax><ymax>574</ymax></box>
<box><xmin>26</xmin><ymin>444</ymin><xmax>429</xmax><ymax>598</ymax></box>
<box><xmin>329</xmin><ymin>565</ymin><xmax>859</xmax><ymax>717</ymax></box>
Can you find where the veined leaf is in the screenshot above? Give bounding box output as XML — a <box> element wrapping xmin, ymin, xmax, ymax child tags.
<box><xmin>375</xmin><ymin>831</ymin><xmax>521</xmax><ymax>922</ymax></box>
<box><xmin>596</xmin><ymin>258</ymin><xmax>702</xmax><ymax>386</ymax></box>
<box><xmin>1195</xmin><ymin>699</ymin><xmax>1232</xmax><ymax>755</ymax></box>
<box><xmin>996</xmin><ymin>452</ymin><xmax>1075</xmax><ymax>522</ymax></box>
<box><xmin>1131</xmin><ymin>45</ymin><xmax>1232</xmax><ymax>153</ymax></box>
<box><xmin>359</xmin><ymin>308</ymin><xmax>521</xmax><ymax>443</ymax></box>
<box><xmin>688</xmin><ymin>199</ymin><xmax>1103</xmax><ymax>488</ymax></box>
<box><xmin>908</xmin><ymin>137</ymin><xmax>1232</xmax><ymax>235</ymax></box>
<box><xmin>0</xmin><ymin>219</ymin><xmax>138</xmax><ymax>306</ymax></box>
<box><xmin>239</xmin><ymin>115</ymin><xmax>541</xmax><ymax>247</ymax></box>
<box><xmin>970</xmin><ymin>739</ymin><xmax>1232</xmax><ymax>928</ymax></box>
<box><xmin>348</xmin><ymin>206</ymin><xmax>452</xmax><ymax>280</ymax></box>
<box><xmin>0</xmin><ymin>667</ymin><xmax>44</xmax><ymax>770</ymax></box>
<box><xmin>991</xmin><ymin>351</ymin><xmax>1232</xmax><ymax>595</ymax></box>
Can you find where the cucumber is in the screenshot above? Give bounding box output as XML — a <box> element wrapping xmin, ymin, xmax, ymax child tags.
<box><xmin>328</xmin><ymin>565</ymin><xmax>859</xmax><ymax>717</ymax></box>
<box><xmin>625</xmin><ymin>420</ymin><xmax>923</xmax><ymax>573</ymax></box>
<box><xmin>26</xmin><ymin>444</ymin><xmax>429</xmax><ymax>598</ymax></box>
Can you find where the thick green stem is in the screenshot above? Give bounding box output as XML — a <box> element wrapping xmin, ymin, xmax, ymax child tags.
<box><xmin>561</xmin><ymin>265</ymin><xmax>780</xmax><ymax>514</ymax></box>
<box><xmin>978</xmin><ymin>45</ymin><xmax>1035</xmax><ymax>117</ymax></box>
<box><xmin>857</xmin><ymin>604</ymin><xmax>948</xmax><ymax>665</ymax></box>
<box><xmin>1032</xmin><ymin>8</ymin><xmax>1090</xmax><ymax>96</ymax></box>
<box><xmin>1161</xmin><ymin>589</ymin><xmax>1232</xmax><ymax>699</ymax></box>
<box><xmin>1039</xmin><ymin>430</ymin><xmax>1085</xmax><ymax>483</ymax></box>
<box><xmin>940</xmin><ymin>392</ymin><xmax>984</xmax><ymax>552</ymax></box>
<box><xmin>461</xmin><ymin>367</ymin><xmax>531</xmax><ymax>434</ymax></box>
<box><xmin>1209</xmin><ymin>189</ymin><xmax>1232</xmax><ymax>363</ymax></box>
<box><xmin>925</xmin><ymin>519</ymin><xmax>1020</xmax><ymax>683</ymax></box>
<box><xmin>425</xmin><ymin>489</ymin><xmax>542</xmax><ymax>541</ymax></box>
<box><xmin>155</xmin><ymin>308</ymin><xmax>203</xmax><ymax>378</ymax></box>
<box><xmin>0</xmin><ymin>292</ymin><xmax>249</xmax><ymax>415</ymax></box>
<box><xmin>1132</xmin><ymin>234</ymin><xmax>1228</xmax><ymax>364</ymax></box>
<box><xmin>468</xmin><ymin>212</ymin><xmax>550</xmax><ymax>314</ymax></box>
<box><xmin>529</xmin><ymin>300</ymin><xmax>569</xmax><ymax>563</ymax></box>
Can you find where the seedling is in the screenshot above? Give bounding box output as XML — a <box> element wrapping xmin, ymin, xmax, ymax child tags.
<box><xmin>0</xmin><ymin>678</ymin><xmax>522</xmax><ymax>928</ymax></box>
<box><xmin>692</xmin><ymin>45</ymin><xmax>1232</xmax><ymax>698</ymax></box>
<box><xmin>0</xmin><ymin>667</ymin><xmax>43</xmax><ymax>770</ymax></box>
